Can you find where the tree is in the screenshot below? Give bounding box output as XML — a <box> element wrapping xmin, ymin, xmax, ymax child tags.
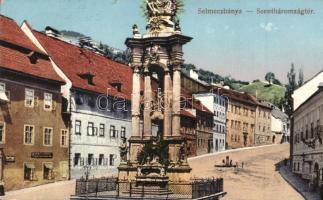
<box><xmin>183</xmin><ymin>63</ymin><xmax>196</xmax><ymax>71</ymax></box>
<box><xmin>98</xmin><ymin>42</ymin><xmax>104</xmax><ymax>50</ymax></box>
<box><xmin>265</xmin><ymin>72</ymin><xmax>275</xmax><ymax>84</ymax></box>
<box><xmin>283</xmin><ymin>63</ymin><xmax>298</xmax><ymax>116</ymax></box>
<box><xmin>298</xmin><ymin>68</ymin><xmax>304</xmax><ymax>87</ymax></box>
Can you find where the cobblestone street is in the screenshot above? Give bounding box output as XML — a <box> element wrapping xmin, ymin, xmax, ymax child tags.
<box><xmin>3</xmin><ymin>144</ymin><xmax>305</xmax><ymax>200</ymax></box>
<box><xmin>189</xmin><ymin>144</ymin><xmax>304</xmax><ymax>200</ymax></box>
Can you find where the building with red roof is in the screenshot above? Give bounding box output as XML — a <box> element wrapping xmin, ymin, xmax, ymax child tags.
<box><xmin>0</xmin><ymin>15</ymin><xmax>69</xmax><ymax>191</ymax></box>
<box><xmin>21</xmin><ymin>19</ymin><xmax>138</xmax><ymax>179</ymax></box>
<box><xmin>207</xmin><ymin>85</ymin><xmax>273</xmax><ymax>148</ymax></box>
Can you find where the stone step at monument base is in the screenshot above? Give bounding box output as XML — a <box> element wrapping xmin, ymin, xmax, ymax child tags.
<box><xmin>123</xmin><ymin>186</ymin><xmax>173</xmax><ymax>196</ymax></box>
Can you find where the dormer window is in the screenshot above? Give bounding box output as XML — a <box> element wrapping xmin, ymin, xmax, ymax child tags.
<box><xmin>110</xmin><ymin>82</ymin><xmax>122</xmax><ymax>92</ymax></box>
<box><xmin>78</xmin><ymin>72</ymin><xmax>95</xmax><ymax>85</ymax></box>
<box><xmin>27</xmin><ymin>51</ymin><xmax>38</xmax><ymax>64</ymax></box>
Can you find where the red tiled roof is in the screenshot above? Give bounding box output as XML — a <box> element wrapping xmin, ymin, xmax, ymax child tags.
<box><xmin>249</xmin><ymin>95</ymin><xmax>272</xmax><ymax>109</ymax></box>
<box><xmin>32</xmin><ymin>30</ymin><xmax>133</xmax><ymax>100</ymax></box>
<box><xmin>181</xmin><ymin>110</ymin><xmax>196</xmax><ymax>118</ymax></box>
<box><xmin>209</xmin><ymin>85</ymin><xmax>257</xmax><ymax>106</ymax></box>
<box><xmin>0</xmin><ymin>15</ymin><xmax>42</xmax><ymax>53</ymax></box>
<box><xmin>0</xmin><ymin>16</ymin><xmax>64</xmax><ymax>83</ymax></box>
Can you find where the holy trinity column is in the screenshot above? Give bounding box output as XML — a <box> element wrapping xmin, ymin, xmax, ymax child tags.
<box><xmin>118</xmin><ymin>0</ymin><xmax>192</xmax><ymax>183</ymax></box>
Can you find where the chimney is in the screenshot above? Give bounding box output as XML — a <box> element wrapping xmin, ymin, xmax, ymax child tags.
<box><xmin>45</xmin><ymin>26</ymin><xmax>61</xmax><ymax>38</ymax></box>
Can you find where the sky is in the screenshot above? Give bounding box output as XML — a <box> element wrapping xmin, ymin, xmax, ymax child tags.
<box><xmin>1</xmin><ymin>0</ymin><xmax>323</xmax><ymax>83</ymax></box>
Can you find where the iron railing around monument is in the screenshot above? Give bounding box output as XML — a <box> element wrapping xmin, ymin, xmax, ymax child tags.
<box><xmin>191</xmin><ymin>178</ymin><xmax>224</xmax><ymax>199</ymax></box>
<box><xmin>73</xmin><ymin>177</ymin><xmax>225</xmax><ymax>199</ymax></box>
<box><xmin>75</xmin><ymin>177</ymin><xmax>117</xmax><ymax>196</ymax></box>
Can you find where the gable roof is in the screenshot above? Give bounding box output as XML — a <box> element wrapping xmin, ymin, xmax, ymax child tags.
<box><xmin>0</xmin><ymin>15</ymin><xmax>42</xmax><ymax>54</ymax></box>
<box><xmin>206</xmin><ymin>85</ymin><xmax>259</xmax><ymax>106</ymax></box>
<box><xmin>0</xmin><ymin>15</ymin><xmax>64</xmax><ymax>83</ymax></box>
<box><xmin>31</xmin><ymin>30</ymin><xmax>133</xmax><ymax>100</ymax></box>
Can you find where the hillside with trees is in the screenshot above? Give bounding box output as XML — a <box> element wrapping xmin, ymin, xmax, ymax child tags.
<box><xmin>182</xmin><ymin>64</ymin><xmax>249</xmax><ymax>90</ymax></box>
<box><xmin>238</xmin><ymin>81</ymin><xmax>286</xmax><ymax>107</ymax></box>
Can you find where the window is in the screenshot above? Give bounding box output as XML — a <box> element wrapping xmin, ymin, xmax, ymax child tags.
<box><xmin>99</xmin><ymin>154</ymin><xmax>104</xmax><ymax>166</ymax></box>
<box><xmin>24</xmin><ymin>163</ymin><xmax>35</xmax><ymax>181</ymax></box>
<box><xmin>87</xmin><ymin>154</ymin><xmax>94</xmax><ymax>165</ymax></box>
<box><xmin>24</xmin><ymin>125</ymin><xmax>34</xmax><ymax>145</ymax></box>
<box><xmin>87</xmin><ymin>122</ymin><xmax>95</xmax><ymax>136</ymax></box>
<box><xmin>109</xmin><ymin>154</ymin><xmax>115</xmax><ymax>166</ymax></box>
<box><xmin>121</xmin><ymin>127</ymin><xmax>126</xmax><ymax>138</ymax></box>
<box><xmin>25</xmin><ymin>88</ymin><xmax>34</xmax><ymax>107</ymax></box>
<box><xmin>0</xmin><ymin>122</ymin><xmax>5</xmax><ymax>143</ymax></box>
<box><xmin>75</xmin><ymin>120</ymin><xmax>81</xmax><ymax>135</ymax></box>
<box><xmin>99</xmin><ymin>124</ymin><xmax>105</xmax><ymax>137</ymax></box>
<box><xmin>0</xmin><ymin>82</ymin><xmax>5</xmax><ymax>92</ymax></box>
<box><xmin>61</xmin><ymin>129</ymin><xmax>68</xmax><ymax>147</ymax></box>
<box><xmin>74</xmin><ymin>153</ymin><xmax>81</xmax><ymax>166</ymax></box>
<box><xmin>110</xmin><ymin>125</ymin><xmax>117</xmax><ymax>138</ymax></box>
<box><xmin>44</xmin><ymin>93</ymin><xmax>53</xmax><ymax>111</ymax></box>
<box><xmin>43</xmin><ymin>127</ymin><xmax>53</xmax><ymax>146</ymax></box>
<box><xmin>43</xmin><ymin>163</ymin><xmax>53</xmax><ymax>180</ymax></box>
<box><xmin>0</xmin><ymin>82</ymin><xmax>9</xmax><ymax>102</ymax></box>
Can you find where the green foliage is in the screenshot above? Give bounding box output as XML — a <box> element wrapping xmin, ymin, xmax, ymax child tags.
<box><xmin>60</xmin><ymin>30</ymin><xmax>86</xmax><ymax>38</ymax></box>
<box><xmin>283</xmin><ymin>63</ymin><xmax>298</xmax><ymax>116</ymax></box>
<box><xmin>265</xmin><ymin>72</ymin><xmax>275</xmax><ymax>83</ymax></box>
<box><xmin>238</xmin><ymin>81</ymin><xmax>286</xmax><ymax>107</ymax></box>
<box><xmin>137</xmin><ymin>137</ymin><xmax>169</xmax><ymax>166</ymax></box>
<box><xmin>265</xmin><ymin>72</ymin><xmax>282</xmax><ymax>85</ymax></box>
<box><xmin>298</xmin><ymin>68</ymin><xmax>304</xmax><ymax>87</ymax></box>
<box><xmin>183</xmin><ymin>63</ymin><xmax>196</xmax><ymax>71</ymax></box>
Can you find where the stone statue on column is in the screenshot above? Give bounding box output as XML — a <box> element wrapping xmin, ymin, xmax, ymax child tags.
<box><xmin>120</xmin><ymin>138</ymin><xmax>128</xmax><ymax>163</ymax></box>
<box><xmin>145</xmin><ymin>0</ymin><xmax>180</xmax><ymax>35</ymax></box>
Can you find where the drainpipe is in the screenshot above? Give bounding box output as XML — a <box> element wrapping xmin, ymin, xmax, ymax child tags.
<box><xmin>68</xmin><ymin>93</ymin><xmax>72</xmax><ymax>180</ymax></box>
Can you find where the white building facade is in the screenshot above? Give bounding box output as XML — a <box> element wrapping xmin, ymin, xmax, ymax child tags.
<box><xmin>271</xmin><ymin>107</ymin><xmax>290</xmax><ymax>144</ymax></box>
<box><xmin>292</xmin><ymin>85</ymin><xmax>323</xmax><ymax>189</ymax></box>
<box><xmin>194</xmin><ymin>93</ymin><xmax>227</xmax><ymax>152</ymax></box>
<box><xmin>69</xmin><ymin>90</ymin><xmax>132</xmax><ymax>178</ymax></box>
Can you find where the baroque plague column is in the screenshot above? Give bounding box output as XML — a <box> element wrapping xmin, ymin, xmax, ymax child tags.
<box><xmin>118</xmin><ymin>0</ymin><xmax>192</xmax><ymax>184</ymax></box>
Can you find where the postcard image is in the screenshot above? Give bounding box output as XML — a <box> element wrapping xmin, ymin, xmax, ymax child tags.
<box><xmin>0</xmin><ymin>0</ymin><xmax>322</xmax><ymax>200</ymax></box>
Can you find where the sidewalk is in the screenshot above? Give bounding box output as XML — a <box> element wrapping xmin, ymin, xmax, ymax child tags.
<box><xmin>279</xmin><ymin>165</ymin><xmax>321</xmax><ymax>200</ymax></box>
<box><xmin>2</xmin><ymin>180</ymin><xmax>75</xmax><ymax>200</ymax></box>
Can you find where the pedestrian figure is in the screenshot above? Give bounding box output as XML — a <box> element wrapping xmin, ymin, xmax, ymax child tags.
<box><xmin>230</xmin><ymin>159</ymin><xmax>232</xmax><ymax>166</ymax></box>
<box><xmin>241</xmin><ymin>162</ymin><xmax>244</xmax><ymax>168</ymax></box>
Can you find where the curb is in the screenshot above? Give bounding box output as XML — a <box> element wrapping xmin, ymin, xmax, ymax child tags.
<box><xmin>188</xmin><ymin>143</ymin><xmax>283</xmax><ymax>160</ymax></box>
